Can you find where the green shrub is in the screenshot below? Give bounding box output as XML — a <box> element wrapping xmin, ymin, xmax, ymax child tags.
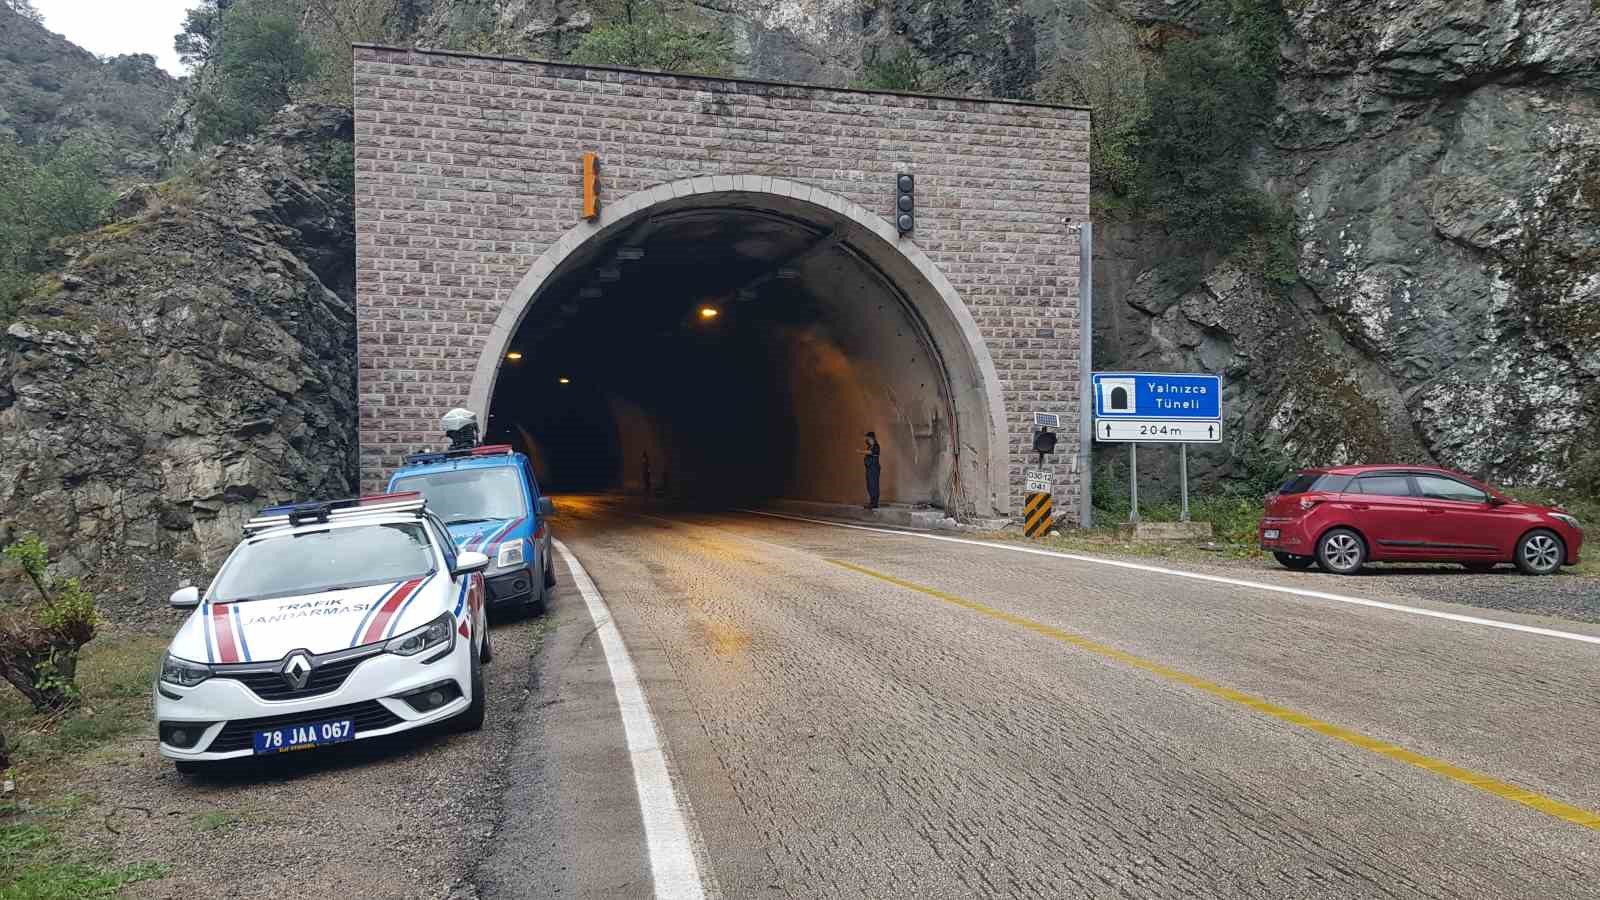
<box><xmin>0</xmin><ymin>535</ymin><xmax>99</xmax><ymax>713</ymax></box>
<box><xmin>188</xmin><ymin>0</ymin><xmax>323</xmax><ymax>148</ymax></box>
<box><xmin>1136</xmin><ymin>22</ymin><xmax>1276</xmax><ymax>253</ymax></box>
<box><xmin>0</xmin><ymin>139</ymin><xmax>111</xmax><ymax>326</ymax></box>
<box><xmin>854</xmin><ymin>48</ymin><xmax>930</xmax><ymax>92</ymax></box>
<box><xmin>570</xmin><ymin>0</ymin><xmax>732</xmax><ymax>75</ymax></box>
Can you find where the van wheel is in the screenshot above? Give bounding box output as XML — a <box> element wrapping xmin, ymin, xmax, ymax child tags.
<box><xmin>1316</xmin><ymin>529</ymin><xmax>1366</xmax><ymax>575</ymax></box>
<box><xmin>1515</xmin><ymin>530</ymin><xmax>1565</xmax><ymax>576</ymax></box>
<box><xmin>1273</xmin><ymin>552</ymin><xmax>1315</xmax><ymax>571</ymax></box>
<box><xmin>523</xmin><ymin>572</ymin><xmax>547</xmax><ymax>617</ymax></box>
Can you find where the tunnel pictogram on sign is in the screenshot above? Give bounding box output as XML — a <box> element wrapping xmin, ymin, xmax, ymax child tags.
<box><xmin>1024</xmin><ymin>492</ymin><xmax>1053</xmax><ymax>538</ymax></box>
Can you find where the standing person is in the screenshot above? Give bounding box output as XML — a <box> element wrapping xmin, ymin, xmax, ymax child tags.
<box><xmin>642</xmin><ymin>451</ymin><xmax>652</xmax><ymax>495</ymax></box>
<box><xmin>861</xmin><ymin>431</ymin><xmax>881</xmax><ymax>509</ymax></box>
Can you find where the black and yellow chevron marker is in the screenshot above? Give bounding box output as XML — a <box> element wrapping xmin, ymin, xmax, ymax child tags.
<box><xmin>1023</xmin><ymin>492</ymin><xmax>1054</xmax><ymax>538</ymax></box>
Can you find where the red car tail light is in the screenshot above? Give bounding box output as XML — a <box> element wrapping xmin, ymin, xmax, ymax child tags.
<box><xmin>1298</xmin><ymin>496</ymin><xmax>1321</xmax><ymax>512</ymax></box>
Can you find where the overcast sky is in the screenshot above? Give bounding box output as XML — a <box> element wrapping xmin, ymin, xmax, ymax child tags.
<box><xmin>35</xmin><ymin>0</ymin><xmax>193</xmax><ymax>76</ymax></box>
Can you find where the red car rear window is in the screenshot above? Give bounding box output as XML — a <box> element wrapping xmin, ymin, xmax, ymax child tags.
<box><xmin>1279</xmin><ymin>473</ymin><xmax>1355</xmax><ymax>495</ymax></box>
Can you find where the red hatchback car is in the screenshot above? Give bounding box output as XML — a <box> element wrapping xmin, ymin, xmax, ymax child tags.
<box><xmin>1259</xmin><ymin>465</ymin><xmax>1584</xmax><ymax>575</ymax></box>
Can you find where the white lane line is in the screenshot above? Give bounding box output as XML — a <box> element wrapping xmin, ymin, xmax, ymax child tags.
<box><xmin>554</xmin><ymin>540</ymin><xmax>707</xmax><ymax>900</ymax></box>
<box><xmin>736</xmin><ymin>510</ymin><xmax>1600</xmax><ymax>648</ymax></box>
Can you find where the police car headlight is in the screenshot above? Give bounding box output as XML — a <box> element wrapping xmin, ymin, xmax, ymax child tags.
<box><xmin>497</xmin><ymin>539</ymin><xmax>525</xmax><ymax>568</ymax></box>
<box><xmin>385</xmin><ymin>613</ymin><xmax>455</xmax><ymax>658</ymax></box>
<box><xmin>160</xmin><ymin>654</ymin><xmax>212</xmax><ymax>687</ymax></box>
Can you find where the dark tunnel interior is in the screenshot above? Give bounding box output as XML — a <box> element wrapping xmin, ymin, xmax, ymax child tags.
<box><xmin>483</xmin><ymin>196</ymin><xmax>978</xmax><ymax>511</ymax></box>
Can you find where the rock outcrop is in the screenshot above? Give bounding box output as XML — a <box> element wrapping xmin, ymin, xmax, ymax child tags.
<box><xmin>0</xmin><ymin>3</ymin><xmax>182</xmax><ymax>179</ymax></box>
<box><xmin>0</xmin><ymin>106</ymin><xmax>357</xmax><ymax>611</ymax></box>
<box><xmin>1091</xmin><ymin>0</ymin><xmax>1600</xmax><ymax>493</ymax></box>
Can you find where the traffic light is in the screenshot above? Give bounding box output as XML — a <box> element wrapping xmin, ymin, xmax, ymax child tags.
<box><xmin>895</xmin><ymin>173</ymin><xmax>914</xmax><ymax>235</ymax></box>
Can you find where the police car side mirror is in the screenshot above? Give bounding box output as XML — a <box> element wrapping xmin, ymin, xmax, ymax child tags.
<box><xmin>538</xmin><ymin>497</ymin><xmax>555</xmax><ymax>517</ymax></box>
<box><xmin>453</xmin><ymin>551</ymin><xmax>490</xmax><ymax>576</ymax></box>
<box><xmin>169</xmin><ymin>586</ymin><xmax>201</xmax><ymax>609</ymax></box>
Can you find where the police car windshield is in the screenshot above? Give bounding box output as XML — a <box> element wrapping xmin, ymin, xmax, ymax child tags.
<box><xmin>392</xmin><ymin>467</ymin><xmax>525</xmax><ymax>523</ymax></box>
<box><xmin>211</xmin><ymin>523</ymin><xmax>434</xmax><ymax>602</ymax></box>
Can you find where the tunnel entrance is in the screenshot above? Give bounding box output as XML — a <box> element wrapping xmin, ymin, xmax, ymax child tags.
<box><xmin>465</xmin><ymin>181</ymin><xmax>1008</xmax><ymax>517</ymax></box>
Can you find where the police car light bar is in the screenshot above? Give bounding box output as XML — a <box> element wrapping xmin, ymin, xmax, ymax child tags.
<box><xmin>401</xmin><ymin>444</ymin><xmax>514</xmax><ymax>465</ymax></box>
<box><xmin>245</xmin><ymin>492</ymin><xmax>427</xmax><ymax>535</ymax></box>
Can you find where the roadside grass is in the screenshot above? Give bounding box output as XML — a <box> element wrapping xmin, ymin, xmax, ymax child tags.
<box><xmin>1</xmin><ymin>630</ymin><xmax>169</xmax><ymax>896</ymax></box>
<box><xmin>990</xmin><ymin>486</ymin><xmax>1598</xmax><ymax>577</ymax></box>
<box><xmin>0</xmin><ymin>631</ymin><xmax>167</xmax><ymax>778</ymax></box>
<box><xmin>193</xmin><ymin>810</ymin><xmax>241</xmax><ymax>833</ymax></box>
<box><xmin>0</xmin><ymin>802</ymin><xmax>168</xmax><ymax>899</ymax></box>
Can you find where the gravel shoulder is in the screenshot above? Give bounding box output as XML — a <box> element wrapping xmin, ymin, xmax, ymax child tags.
<box><xmin>991</xmin><ymin>530</ymin><xmax>1600</xmax><ymax>625</ymax></box>
<box><xmin>6</xmin><ymin>610</ymin><xmax>548</xmax><ymax>900</ymax></box>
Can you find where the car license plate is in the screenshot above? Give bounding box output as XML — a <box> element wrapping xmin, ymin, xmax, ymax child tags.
<box><xmin>1263</xmin><ymin>529</ymin><xmax>1281</xmax><ymax>540</ymax></box>
<box><xmin>252</xmin><ymin>719</ymin><xmax>355</xmax><ymax>754</ymax></box>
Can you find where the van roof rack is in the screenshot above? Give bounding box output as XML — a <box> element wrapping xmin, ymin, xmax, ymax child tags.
<box><xmin>244</xmin><ymin>491</ymin><xmax>426</xmax><ymax>536</ymax></box>
<box><xmin>401</xmin><ymin>443</ymin><xmax>515</xmax><ymax>466</ymax></box>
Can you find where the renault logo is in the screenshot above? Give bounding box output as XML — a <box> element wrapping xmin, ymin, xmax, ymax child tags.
<box><xmin>281</xmin><ymin>652</ymin><xmax>314</xmax><ymax>691</ymax></box>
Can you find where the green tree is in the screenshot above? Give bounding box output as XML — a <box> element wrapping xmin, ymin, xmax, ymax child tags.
<box><xmin>175</xmin><ymin>0</ymin><xmax>236</xmax><ymax>69</ymax></box>
<box><xmin>188</xmin><ymin>0</ymin><xmax>322</xmax><ymax>147</ymax></box>
<box><xmin>1134</xmin><ymin>0</ymin><xmax>1284</xmax><ymax>259</ymax></box>
<box><xmin>1042</xmin><ymin>12</ymin><xmax>1147</xmax><ymax>196</ymax></box>
<box><xmin>570</xmin><ymin>0</ymin><xmax>732</xmax><ymax>75</ymax></box>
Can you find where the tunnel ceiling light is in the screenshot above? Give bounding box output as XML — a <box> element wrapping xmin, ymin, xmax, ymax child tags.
<box><xmin>598</xmin><ymin>267</ymin><xmax>621</xmax><ymax>282</ymax></box>
<box><xmin>558</xmin><ymin>376</ymin><xmax>571</xmax><ymax>384</ymax></box>
<box><xmin>737</xmin><ymin>288</ymin><xmax>757</xmax><ymax>302</ymax></box>
<box><xmin>579</xmin><ymin>287</ymin><xmax>603</xmax><ymax>299</ymax></box>
<box><xmin>698</xmin><ymin>306</ymin><xmax>720</xmax><ymax>320</ymax></box>
<box><xmin>505</xmin><ymin>351</ymin><xmax>523</xmax><ymax>361</ymax></box>
<box><xmin>616</xmin><ymin>247</ymin><xmax>645</xmax><ymax>261</ymax></box>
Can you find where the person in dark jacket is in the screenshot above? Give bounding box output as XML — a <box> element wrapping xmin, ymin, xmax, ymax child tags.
<box><xmin>861</xmin><ymin>431</ymin><xmax>881</xmax><ymax>509</ymax></box>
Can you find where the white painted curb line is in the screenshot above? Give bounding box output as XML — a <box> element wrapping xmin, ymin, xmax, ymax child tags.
<box><xmin>739</xmin><ymin>510</ymin><xmax>1600</xmax><ymax>648</ymax></box>
<box><xmin>555</xmin><ymin>540</ymin><xmax>707</xmax><ymax>899</ymax></box>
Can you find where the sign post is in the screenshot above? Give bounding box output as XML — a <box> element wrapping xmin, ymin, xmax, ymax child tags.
<box><xmin>1180</xmin><ymin>443</ymin><xmax>1189</xmax><ymax>523</ymax></box>
<box><xmin>1129</xmin><ymin>442</ymin><xmax>1139</xmax><ymax>523</ymax></box>
<box><xmin>1091</xmin><ymin>372</ymin><xmax>1223</xmax><ymax>526</ymax></box>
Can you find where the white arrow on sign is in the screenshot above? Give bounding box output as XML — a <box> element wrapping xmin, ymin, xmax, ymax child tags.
<box><xmin>1095</xmin><ymin>418</ymin><xmax>1221</xmax><ymax>443</ymax></box>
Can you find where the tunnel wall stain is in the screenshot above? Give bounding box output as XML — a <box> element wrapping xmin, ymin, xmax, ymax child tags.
<box><xmin>353</xmin><ymin>46</ymin><xmax>1090</xmax><ymax>518</ymax></box>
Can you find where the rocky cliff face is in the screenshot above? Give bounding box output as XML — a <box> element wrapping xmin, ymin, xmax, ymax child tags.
<box><xmin>1095</xmin><ymin>0</ymin><xmax>1600</xmax><ymax>493</ymax></box>
<box><xmin>0</xmin><ymin>106</ymin><xmax>357</xmax><ymax>611</ymax></box>
<box><xmin>0</xmin><ymin>4</ymin><xmax>182</xmax><ymax>179</ymax></box>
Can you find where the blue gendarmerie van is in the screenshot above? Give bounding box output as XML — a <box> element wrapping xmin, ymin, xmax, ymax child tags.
<box><xmin>387</xmin><ymin>444</ymin><xmax>555</xmax><ymax>615</ymax></box>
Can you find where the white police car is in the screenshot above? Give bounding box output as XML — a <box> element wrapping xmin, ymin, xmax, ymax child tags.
<box><xmin>154</xmin><ymin>492</ymin><xmax>491</xmax><ymax>773</ymax></box>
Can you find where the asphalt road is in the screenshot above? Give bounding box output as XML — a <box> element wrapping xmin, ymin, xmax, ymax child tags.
<box><xmin>484</xmin><ymin>496</ymin><xmax>1600</xmax><ymax>900</ymax></box>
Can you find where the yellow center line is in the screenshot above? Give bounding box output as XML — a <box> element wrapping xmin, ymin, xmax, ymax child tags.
<box><xmin>824</xmin><ymin>557</ymin><xmax>1600</xmax><ymax>832</ymax></box>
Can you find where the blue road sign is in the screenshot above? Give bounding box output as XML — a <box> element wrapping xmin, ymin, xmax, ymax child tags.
<box><xmin>1092</xmin><ymin>372</ymin><xmax>1222</xmax><ymax>420</ymax></box>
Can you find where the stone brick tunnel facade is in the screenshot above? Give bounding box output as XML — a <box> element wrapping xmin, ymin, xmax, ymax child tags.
<box><xmin>353</xmin><ymin>45</ymin><xmax>1090</xmax><ymax>519</ymax></box>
